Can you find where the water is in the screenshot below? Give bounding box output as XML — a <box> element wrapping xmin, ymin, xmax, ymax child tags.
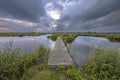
<box><xmin>0</xmin><ymin>35</ymin><xmax>120</xmax><ymax>65</ymax></box>
<box><xmin>70</xmin><ymin>36</ymin><xmax>120</xmax><ymax>66</ymax></box>
<box><xmin>0</xmin><ymin>35</ymin><xmax>55</xmax><ymax>54</ymax></box>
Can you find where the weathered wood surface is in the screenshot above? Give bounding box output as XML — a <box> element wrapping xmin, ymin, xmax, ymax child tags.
<box><xmin>48</xmin><ymin>37</ymin><xmax>73</xmax><ymax>66</ymax></box>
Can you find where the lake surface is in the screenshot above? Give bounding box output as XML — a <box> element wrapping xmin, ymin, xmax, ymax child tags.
<box><xmin>70</xmin><ymin>36</ymin><xmax>120</xmax><ymax>66</ymax></box>
<box><xmin>0</xmin><ymin>35</ymin><xmax>54</xmax><ymax>54</ymax></box>
<box><xmin>0</xmin><ymin>35</ymin><xmax>120</xmax><ymax>65</ymax></box>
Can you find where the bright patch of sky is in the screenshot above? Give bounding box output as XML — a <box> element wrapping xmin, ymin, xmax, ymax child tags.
<box><xmin>45</xmin><ymin>2</ymin><xmax>61</xmax><ymax>20</ymax></box>
<box><xmin>46</xmin><ymin>10</ymin><xmax>60</xmax><ymax>20</ymax></box>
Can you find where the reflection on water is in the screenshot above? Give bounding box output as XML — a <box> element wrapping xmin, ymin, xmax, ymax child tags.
<box><xmin>0</xmin><ymin>35</ymin><xmax>120</xmax><ymax>65</ymax></box>
<box><xmin>70</xmin><ymin>36</ymin><xmax>120</xmax><ymax>66</ymax></box>
<box><xmin>0</xmin><ymin>35</ymin><xmax>55</xmax><ymax>54</ymax></box>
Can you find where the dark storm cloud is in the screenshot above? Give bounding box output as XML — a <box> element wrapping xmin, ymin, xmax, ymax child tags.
<box><xmin>57</xmin><ymin>0</ymin><xmax>120</xmax><ymax>32</ymax></box>
<box><xmin>0</xmin><ymin>20</ymin><xmax>35</xmax><ymax>32</ymax></box>
<box><xmin>0</xmin><ymin>0</ymin><xmax>45</xmax><ymax>22</ymax></box>
<box><xmin>0</xmin><ymin>0</ymin><xmax>120</xmax><ymax>32</ymax></box>
<box><xmin>79</xmin><ymin>0</ymin><xmax>120</xmax><ymax>21</ymax></box>
<box><xmin>63</xmin><ymin>10</ymin><xmax>120</xmax><ymax>32</ymax></box>
<box><xmin>60</xmin><ymin>0</ymin><xmax>120</xmax><ymax>21</ymax></box>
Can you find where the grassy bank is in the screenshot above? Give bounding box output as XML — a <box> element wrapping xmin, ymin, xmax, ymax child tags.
<box><xmin>48</xmin><ymin>34</ymin><xmax>78</xmax><ymax>44</ymax></box>
<box><xmin>0</xmin><ymin>32</ymin><xmax>120</xmax><ymax>42</ymax></box>
<box><xmin>0</xmin><ymin>43</ymin><xmax>49</xmax><ymax>80</ymax></box>
<box><xmin>77</xmin><ymin>33</ymin><xmax>120</xmax><ymax>42</ymax></box>
<box><xmin>21</xmin><ymin>48</ymin><xmax>120</xmax><ymax>80</ymax></box>
<box><xmin>0</xmin><ymin>32</ymin><xmax>44</xmax><ymax>37</ymax></box>
<box><xmin>0</xmin><ymin>43</ymin><xmax>120</xmax><ymax>80</ymax></box>
<box><xmin>80</xmin><ymin>48</ymin><xmax>120</xmax><ymax>80</ymax></box>
<box><xmin>49</xmin><ymin>33</ymin><xmax>120</xmax><ymax>43</ymax></box>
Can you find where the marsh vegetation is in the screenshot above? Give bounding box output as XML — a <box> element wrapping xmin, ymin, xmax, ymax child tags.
<box><xmin>0</xmin><ymin>43</ymin><xmax>49</xmax><ymax>80</ymax></box>
<box><xmin>0</xmin><ymin>33</ymin><xmax>120</xmax><ymax>80</ymax></box>
<box><xmin>49</xmin><ymin>33</ymin><xmax>120</xmax><ymax>43</ymax></box>
<box><xmin>0</xmin><ymin>32</ymin><xmax>120</xmax><ymax>42</ymax></box>
<box><xmin>0</xmin><ymin>42</ymin><xmax>120</xmax><ymax>80</ymax></box>
<box><xmin>0</xmin><ymin>32</ymin><xmax>44</xmax><ymax>37</ymax></box>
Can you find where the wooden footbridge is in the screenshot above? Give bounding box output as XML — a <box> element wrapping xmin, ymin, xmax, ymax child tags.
<box><xmin>48</xmin><ymin>37</ymin><xmax>73</xmax><ymax>66</ymax></box>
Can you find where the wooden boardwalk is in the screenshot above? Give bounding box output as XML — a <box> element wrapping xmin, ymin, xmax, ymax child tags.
<box><xmin>48</xmin><ymin>37</ymin><xmax>73</xmax><ymax>66</ymax></box>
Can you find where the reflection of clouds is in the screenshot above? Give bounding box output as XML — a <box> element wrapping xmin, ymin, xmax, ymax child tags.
<box><xmin>0</xmin><ymin>35</ymin><xmax>55</xmax><ymax>54</ymax></box>
<box><xmin>49</xmin><ymin>40</ymin><xmax>55</xmax><ymax>50</ymax></box>
<box><xmin>70</xmin><ymin>36</ymin><xmax>120</xmax><ymax>66</ymax></box>
<box><xmin>73</xmin><ymin>36</ymin><xmax>120</xmax><ymax>49</ymax></box>
<box><xmin>75</xmin><ymin>36</ymin><xmax>109</xmax><ymax>45</ymax></box>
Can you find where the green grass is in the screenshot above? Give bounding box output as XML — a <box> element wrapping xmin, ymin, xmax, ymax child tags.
<box><xmin>0</xmin><ymin>42</ymin><xmax>49</xmax><ymax>80</ymax></box>
<box><xmin>48</xmin><ymin>34</ymin><xmax>78</xmax><ymax>44</ymax></box>
<box><xmin>22</xmin><ymin>48</ymin><xmax>120</xmax><ymax>80</ymax></box>
<box><xmin>0</xmin><ymin>42</ymin><xmax>120</xmax><ymax>80</ymax></box>
<box><xmin>0</xmin><ymin>32</ymin><xmax>44</xmax><ymax>37</ymax></box>
<box><xmin>22</xmin><ymin>66</ymin><xmax>63</xmax><ymax>80</ymax></box>
<box><xmin>80</xmin><ymin>48</ymin><xmax>120</xmax><ymax>80</ymax></box>
<box><xmin>49</xmin><ymin>33</ymin><xmax>120</xmax><ymax>43</ymax></box>
<box><xmin>0</xmin><ymin>32</ymin><xmax>120</xmax><ymax>42</ymax></box>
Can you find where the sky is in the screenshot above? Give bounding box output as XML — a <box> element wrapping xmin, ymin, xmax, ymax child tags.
<box><xmin>0</xmin><ymin>0</ymin><xmax>120</xmax><ymax>32</ymax></box>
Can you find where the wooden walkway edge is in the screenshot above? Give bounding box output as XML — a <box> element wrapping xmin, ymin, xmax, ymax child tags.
<box><xmin>48</xmin><ymin>37</ymin><xmax>73</xmax><ymax>66</ymax></box>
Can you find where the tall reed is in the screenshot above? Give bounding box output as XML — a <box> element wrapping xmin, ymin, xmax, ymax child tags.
<box><xmin>0</xmin><ymin>42</ymin><xmax>49</xmax><ymax>80</ymax></box>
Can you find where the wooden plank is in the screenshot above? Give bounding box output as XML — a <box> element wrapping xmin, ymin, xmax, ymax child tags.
<box><xmin>48</xmin><ymin>37</ymin><xmax>73</xmax><ymax>66</ymax></box>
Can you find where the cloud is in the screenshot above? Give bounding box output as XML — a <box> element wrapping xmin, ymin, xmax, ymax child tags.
<box><xmin>78</xmin><ymin>0</ymin><xmax>120</xmax><ymax>21</ymax></box>
<box><xmin>0</xmin><ymin>0</ymin><xmax>45</xmax><ymax>22</ymax></box>
<box><xmin>63</xmin><ymin>10</ymin><xmax>120</xmax><ymax>32</ymax></box>
<box><xmin>0</xmin><ymin>19</ymin><xmax>36</xmax><ymax>32</ymax></box>
<box><xmin>55</xmin><ymin>0</ymin><xmax>120</xmax><ymax>32</ymax></box>
<box><xmin>0</xmin><ymin>27</ymin><xmax>9</xmax><ymax>31</ymax></box>
<box><xmin>0</xmin><ymin>0</ymin><xmax>120</xmax><ymax>32</ymax></box>
<box><xmin>0</xmin><ymin>17</ymin><xmax>37</xmax><ymax>27</ymax></box>
<box><xmin>59</xmin><ymin>0</ymin><xmax>120</xmax><ymax>21</ymax></box>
